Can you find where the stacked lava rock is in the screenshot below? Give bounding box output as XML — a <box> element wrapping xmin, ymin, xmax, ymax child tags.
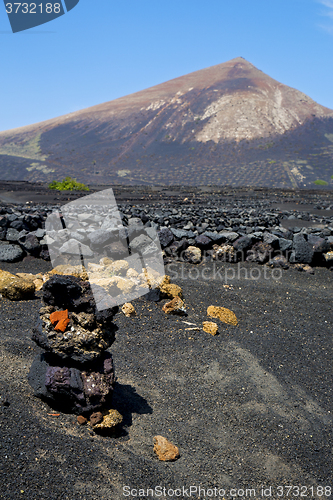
<box><xmin>28</xmin><ymin>274</ymin><xmax>118</xmax><ymax>415</ymax></box>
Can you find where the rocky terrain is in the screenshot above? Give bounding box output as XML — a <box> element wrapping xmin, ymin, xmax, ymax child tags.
<box><xmin>1</xmin><ymin>58</ymin><xmax>333</xmax><ymax>188</ymax></box>
<box><xmin>0</xmin><ymin>186</ymin><xmax>333</xmax><ymax>273</ymax></box>
<box><xmin>0</xmin><ymin>186</ymin><xmax>333</xmax><ymax>498</ymax></box>
<box><xmin>1</xmin><ymin>257</ymin><xmax>333</xmax><ymax>498</ymax></box>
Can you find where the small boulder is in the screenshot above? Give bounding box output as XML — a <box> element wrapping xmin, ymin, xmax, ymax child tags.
<box><xmin>48</xmin><ymin>265</ymin><xmax>89</xmax><ymax>281</ymax></box>
<box><xmin>6</xmin><ymin>228</ymin><xmax>20</xmax><ymax>242</ymax></box>
<box><xmin>158</xmin><ymin>227</ymin><xmax>174</xmax><ymax>248</ymax></box>
<box><xmin>59</xmin><ymin>239</ymin><xmax>93</xmax><ymax>257</ymax></box>
<box><xmin>292</xmin><ymin>233</ymin><xmax>314</xmax><ymax>264</ymax></box>
<box><xmin>0</xmin><ymin>216</ymin><xmax>8</xmax><ymax>228</ymax></box>
<box><xmin>233</xmin><ymin>235</ymin><xmax>254</xmax><ymax>253</ymax></box>
<box><xmin>246</xmin><ymin>242</ymin><xmax>273</xmax><ymax>264</ymax></box>
<box><xmin>207</xmin><ymin>306</ymin><xmax>238</xmax><ymax>326</ymax></box>
<box><xmin>308</xmin><ymin>235</ymin><xmax>330</xmax><ymax>254</ymax></box>
<box><xmin>263</xmin><ymin>232</ymin><xmax>279</xmax><ymax>249</ymax></box>
<box><xmin>165</xmin><ymin>239</ymin><xmax>188</xmax><ymax>258</ymax></box>
<box><xmin>18</xmin><ymin>233</ymin><xmax>41</xmax><ymax>257</ymax></box>
<box><xmin>106</xmin><ymin>260</ymin><xmax>129</xmax><ymax>276</ymax></box>
<box><xmin>28</xmin><ymin>351</ymin><xmax>116</xmax><ymax>414</ymax></box>
<box><xmin>105</xmin><ymin>240</ymin><xmax>128</xmax><ymax>259</ymax></box>
<box><xmin>153</xmin><ymin>435</ymin><xmax>180</xmax><ymax>462</ymax></box>
<box><xmin>129</xmin><ymin>234</ymin><xmax>153</xmax><ymax>253</ymax></box>
<box><xmin>0</xmin><ymin>243</ymin><xmax>24</xmax><ymax>262</ymax></box>
<box><xmin>218</xmin><ymin>231</ymin><xmax>239</xmax><ymax>243</ymax></box>
<box><xmin>195</xmin><ymin>234</ymin><xmax>212</xmax><ymax>249</ymax></box>
<box><xmin>88</xmin><ymin>228</ymin><xmax>114</xmax><ymax>247</ymax></box>
<box><xmin>278</xmin><ymin>238</ymin><xmax>292</xmax><ymax>252</ymax></box>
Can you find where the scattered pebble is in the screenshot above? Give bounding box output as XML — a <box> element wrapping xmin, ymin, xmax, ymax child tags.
<box><xmin>202</xmin><ymin>321</ymin><xmax>219</xmax><ymax>336</ymax></box>
<box><xmin>153</xmin><ymin>435</ymin><xmax>180</xmax><ymax>461</ymax></box>
<box><xmin>77</xmin><ymin>415</ymin><xmax>87</xmax><ymax>425</ymax></box>
<box><xmin>162</xmin><ymin>296</ymin><xmax>186</xmax><ymax>315</ymax></box>
<box><xmin>121</xmin><ymin>302</ymin><xmax>137</xmax><ymax>317</ymax></box>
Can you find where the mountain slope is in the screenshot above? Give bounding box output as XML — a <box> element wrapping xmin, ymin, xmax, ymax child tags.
<box><xmin>1</xmin><ymin>57</ymin><xmax>333</xmax><ymax>188</ymax></box>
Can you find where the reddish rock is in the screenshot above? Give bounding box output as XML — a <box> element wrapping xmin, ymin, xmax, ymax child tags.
<box><xmin>77</xmin><ymin>415</ymin><xmax>87</xmax><ymax>425</ymax></box>
<box><xmin>50</xmin><ymin>309</ymin><xmax>70</xmax><ymax>332</ymax></box>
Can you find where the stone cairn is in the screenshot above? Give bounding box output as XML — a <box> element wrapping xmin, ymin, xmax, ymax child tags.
<box><xmin>28</xmin><ymin>274</ymin><xmax>119</xmax><ymax>418</ymax></box>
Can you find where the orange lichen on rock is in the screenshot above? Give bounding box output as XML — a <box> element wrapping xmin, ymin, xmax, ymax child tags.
<box><xmin>50</xmin><ymin>309</ymin><xmax>70</xmax><ymax>332</ymax></box>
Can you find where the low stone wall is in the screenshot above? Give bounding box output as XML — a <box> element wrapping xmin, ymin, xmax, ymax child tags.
<box><xmin>0</xmin><ymin>199</ymin><xmax>333</xmax><ymax>269</ymax></box>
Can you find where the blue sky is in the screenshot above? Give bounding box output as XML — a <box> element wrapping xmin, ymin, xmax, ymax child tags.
<box><xmin>0</xmin><ymin>0</ymin><xmax>333</xmax><ymax>132</ymax></box>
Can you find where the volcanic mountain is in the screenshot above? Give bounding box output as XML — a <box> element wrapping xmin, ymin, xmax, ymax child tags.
<box><xmin>1</xmin><ymin>57</ymin><xmax>333</xmax><ymax>188</ymax></box>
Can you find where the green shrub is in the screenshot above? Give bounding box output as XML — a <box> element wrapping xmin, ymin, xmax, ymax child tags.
<box><xmin>48</xmin><ymin>176</ymin><xmax>89</xmax><ymax>191</ymax></box>
<box><xmin>314</xmin><ymin>179</ymin><xmax>328</xmax><ymax>186</ymax></box>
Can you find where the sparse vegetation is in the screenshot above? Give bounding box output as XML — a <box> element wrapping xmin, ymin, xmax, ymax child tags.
<box><xmin>313</xmin><ymin>179</ymin><xmax>328</xmax><ymax>186</ymax></box>
<box><xmin>258</xmin><ymin>142</ymin><xmax>274</xmax><ymax>150</ymax></box>
<box><xmin>48</xmin><ymin>176</ymin><xmax>89</xmax><ymax>191</ymax></box>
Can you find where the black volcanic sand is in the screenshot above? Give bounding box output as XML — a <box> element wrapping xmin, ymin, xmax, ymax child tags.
<box><xmin>0</xmin><ymin>257</ymin><xmax>333</xmax><ymax>499</ymax></box>
<box><xmin>0</xmin><ymin>180</ymin><xmax>332</xmax><ymax>206</ymax></box>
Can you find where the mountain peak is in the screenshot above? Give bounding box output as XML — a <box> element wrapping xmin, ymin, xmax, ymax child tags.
<box><xmin>0</xmin><ymin>58</ymin><xmax>332</xmax><ymax>189</ymax></box>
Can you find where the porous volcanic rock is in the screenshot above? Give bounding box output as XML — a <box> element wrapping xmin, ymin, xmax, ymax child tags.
<box><xmin>32</xmin><ymin>275</ymin><xmax>118</xmax><ymax>363</ymax></box>
<box><xmin>121</xmin><ymin>302</ymin><xmax>137</xmax><ymax>317</ymax></box>
<box><xmin>0</xmin><ymin>243</ymin><xmax>24</xmax><ymax>262</ymax></box>
<box><xmin>0</xmin><ymin>269</ymin><xmax>35</xmax><ymax>300</ymax></box>
<box><xmin>162</xmin><ymin>296</ymin><xmax>186</xmax><ymax>315</ymax></box>
<box><xmin>153</xmin><ymin>435</ymin><xmax>180</xmax><ymax>462</ymax></box>
<box><xmin>291</xmin><ymin>233</ymin><xmax>314</xmax><ymax>264</ymax></box>
<box><xmin>184</xmin><ymin>246</ymin><xmax>202</xmax><ymax>264</ymax></box>
<box><xmin>211</xmin><ymin>244</ymin><xmax>236</xmax><ymax>262</ymax></box>
<box><xmin>246</xmin><ymin>242</ymin><xmax>274</xmax><ymax>264</ymax></box>
<box><xmin>207</xmin><ymin>306</ymin><xmax>238</xmax><ymax>326</ymax></box>
<box><xmin>28</xmin><ymin>273</ymin><xmax>119</xmax><ymax>414</ymax></box>
<box><xmin>28</xmin><ymin>351</ymin><xmax>115</xmax><ymax>414</ymax></box>
<box><xmin>93</xmin><ymin>409</ymin><xmax>123</xmax><ymax>431</ymax></box>
<box><xmin>202</xmin><ymin>321</ymin><xmax>219</xmax><ymax>336</ymax></box>
<box><xmin>158</xmin><ymin>275</ymin><xmax>183</xmax><ymax>299</ymax></box>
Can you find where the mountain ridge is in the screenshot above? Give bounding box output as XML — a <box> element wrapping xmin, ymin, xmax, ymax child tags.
<box><xmin>1</xmin><ymin>57</ymin><xmax>333</xmax><ymax>189</ymax></box>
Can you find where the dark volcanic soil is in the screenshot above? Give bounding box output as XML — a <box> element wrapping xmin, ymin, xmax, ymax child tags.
<box><xmin>0</xmin><ymin>180</ymin><xmax>332</xmax><ymax>207</ymax></box>
<box><xmin>0</xmin><ymin>256</ymin><xmax>333</xmax><ymax>499</ymax></box>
